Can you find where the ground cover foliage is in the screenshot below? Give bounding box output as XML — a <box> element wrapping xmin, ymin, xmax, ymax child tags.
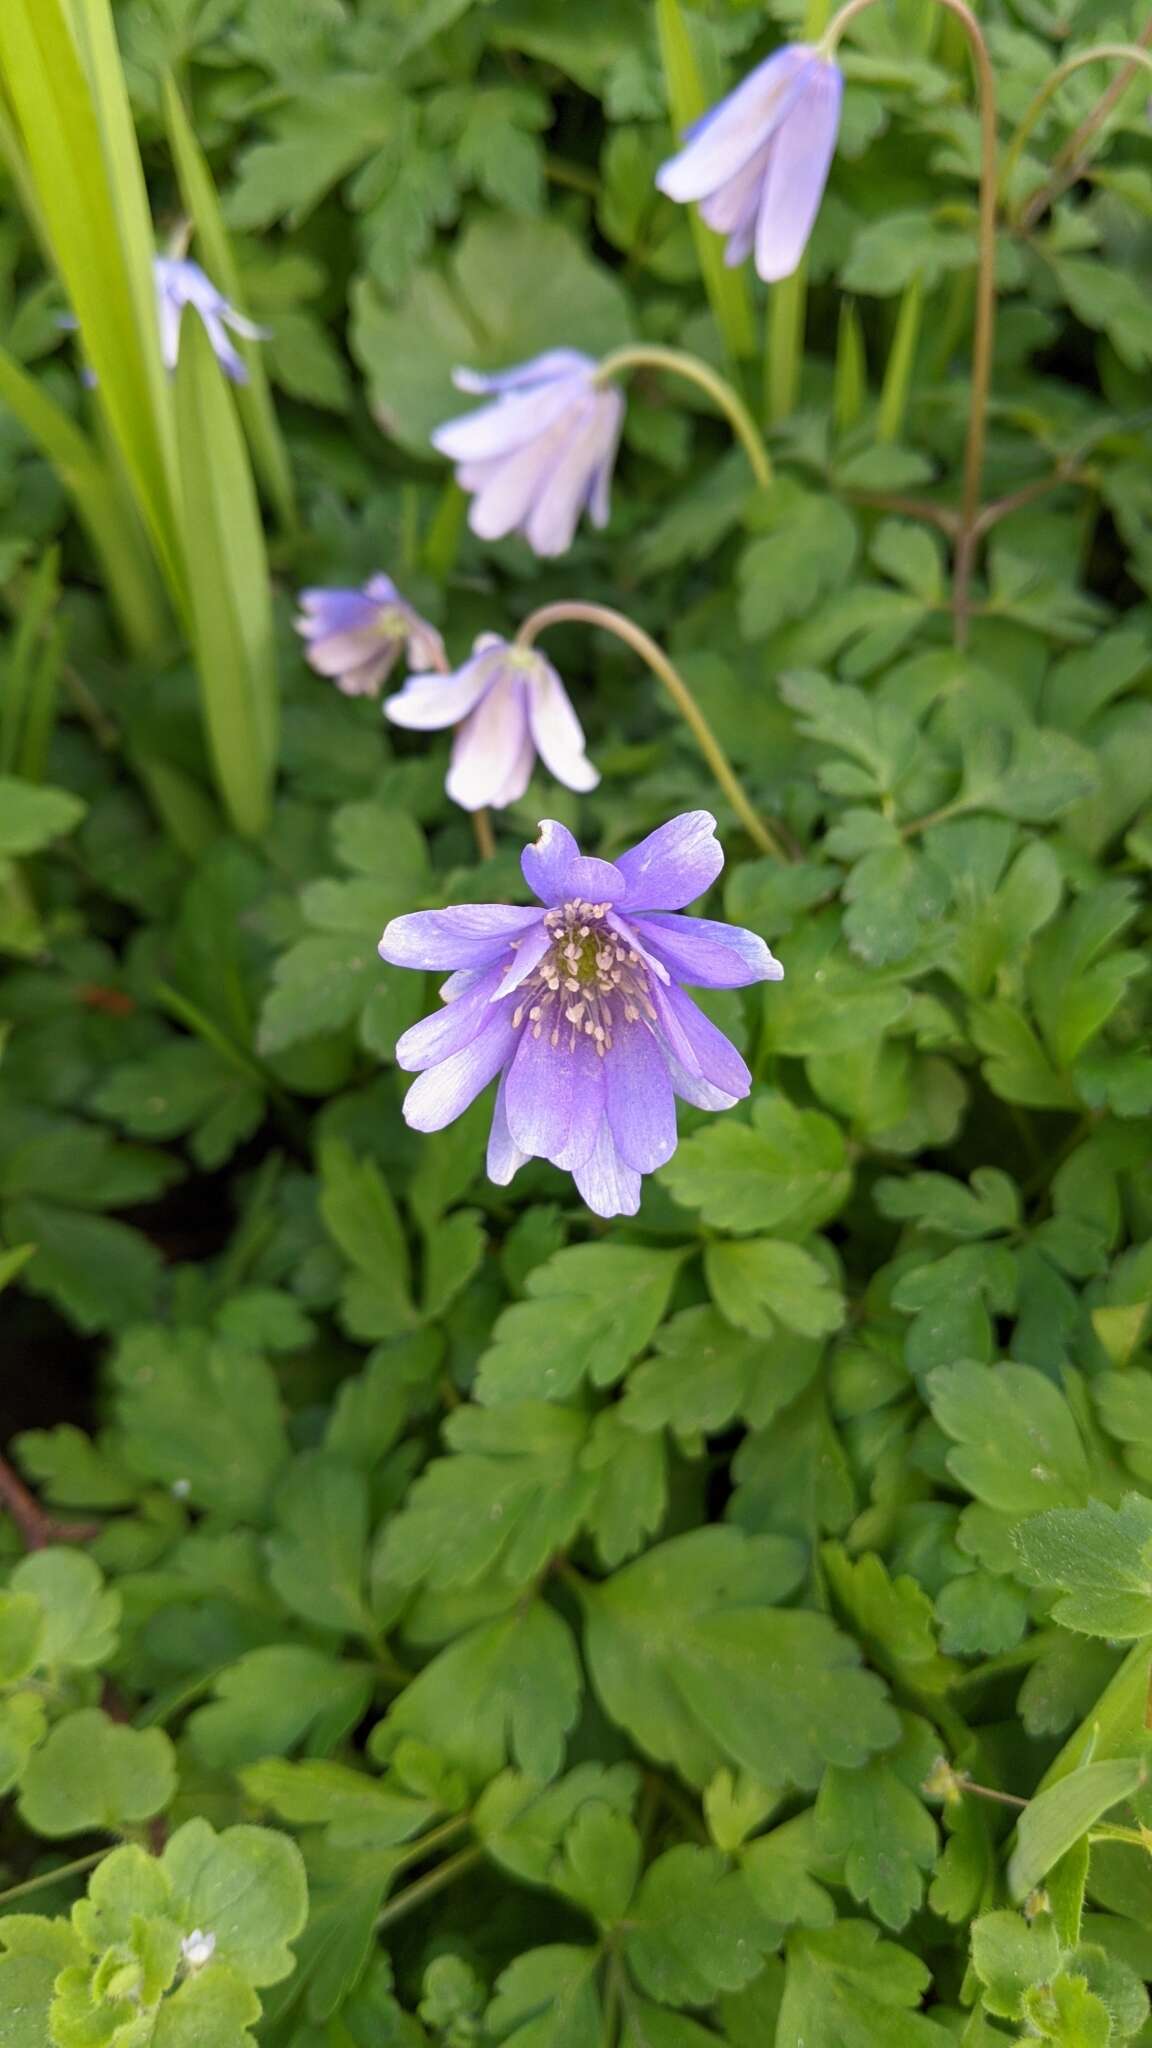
<box><xmin>0</xmin><ymin>0</ymin><xmax>1151</xmax><ymax>2041</ymax></box>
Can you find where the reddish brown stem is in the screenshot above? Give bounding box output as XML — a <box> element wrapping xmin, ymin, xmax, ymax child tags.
<box><xmin>1019</xmin><ymin>16</ymin><xmax>1152</xmax><ymax>231</ymax></box>
<box><xmin>0</xmin><ymin>1452</ymin><xmax>100</xmax><ymax>1550</ymax></box>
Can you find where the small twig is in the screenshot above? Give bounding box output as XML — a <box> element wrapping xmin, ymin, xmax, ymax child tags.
<box><xmin>0</xmin><ymin>1453</ymin><xmax>100</xmax><ymax>1550</ymax></box>
<box><xmin>472</xmin><ymin>809</ymin><xmax>496</xmax><ymax>861</ymax></box>
<box><xmin>374</xmin><ymin>1847</ymin><xmax>483</xmax><ymax>1933</ymax></box>
<box><xmin>844</xmin><ymin>490</ymin><xmax>958</xmax><ymax>536</ymax></box>
<box><xmin>1020</xmin><ymin>18</ymin><xmax>1152</xmax><ymax>231</ymax></box>
<box><xmin>971</xmin><ymin>461</ymin><xmax>1087</xmax><ymax>539</ymax></box>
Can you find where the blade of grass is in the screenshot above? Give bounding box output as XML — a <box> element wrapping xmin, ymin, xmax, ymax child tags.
<box><xmin>162</xmin><ymin>74</ymin><xmax>297</xmax><ymax>533</ymax></box>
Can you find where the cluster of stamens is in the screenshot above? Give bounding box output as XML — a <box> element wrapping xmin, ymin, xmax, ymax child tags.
<box><xmin>510</xmin><ymin>900</ymin><xmax>657</xmax><ymax>1056</ymax></box>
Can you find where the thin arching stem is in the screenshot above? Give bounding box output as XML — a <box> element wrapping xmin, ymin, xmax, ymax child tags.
<box><xmin>595</xmin><ymin>344</ymin><xmax>774</xmax><ymax>489</ymax></box>
<box><xmin>1002</xmin><ymin>44</ymin><xmax>1152</xmax><ymax>220</ymax></box>
<box><xmin>515</xmin><ymin>600</ymin><xmax>790</xmax><ymax>862</ymax></box>
<box><xmin>1020</xmin><ymin>19</ymin><xmax>1152</xmax><ymax>230</ymax></box>
<box><xmin>824</xmin><ymin>0</ymin><xmax>999</xmax><ymax>646</ymax></box>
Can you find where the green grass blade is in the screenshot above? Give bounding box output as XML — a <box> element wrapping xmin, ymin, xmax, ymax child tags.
<box><xmin>655</xmin><ymin>0</ymin><xmax>756</xmax><ymax>363</ymax></box>
<box><xmin>162</xmin><ymin>74</ymin><xmax>297</xmax><ymax>533</ymax></box>
<box><xmin>173</xmin><ymin>316</ymin><xmax>277</xmax><ymax>838</ymax></box>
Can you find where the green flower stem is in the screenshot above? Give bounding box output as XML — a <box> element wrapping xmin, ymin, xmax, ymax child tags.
<box><xmin>0</xmin><ymin>1848</ymin><xmax>108</xmax><ymax>1908</ymax></box>
<box><xmin>823</xmin><ymin>0</ymin><xmax>999</xmax><ymax>647</ymax></box>
<box><xmin>374</xmin><ymin>1847</ymin><xmax>484</xmax><ymax>1933</ymax></box>
<box><xmin>876</xmin><ymin>271</ymin><xmax>924</xmax><ymax>444</ymax></box>
<box><xmin>655</xmin><ymin>0</ymin><xmax>757</xmax><ymax>363</ymax></box>
<box><xmin>595</xmin><ymin>345</ymin><xmax>773</xmax><ymax>489</ymax></box>
<box><xmin>515</xmin><ymin>599</ymin><xmax>789</xmax><ymax>863</ymax></box>
<box><xmin>1018</xmin><ymin>27</ymin><xmax>1152</xmax><ymax>230</ymax></box>
<box><xmin>766</xmin><ymin>267</ymin><xmax>807</xmax><ymax>426</ymax></box>
<box><xmin>1003</xmin><ymin>44</ymin><xmax>1152</xmax><ymax>218</ymax></box>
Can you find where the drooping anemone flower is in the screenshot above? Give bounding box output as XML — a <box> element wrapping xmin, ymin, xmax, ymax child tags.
<box><xmin>384</xmin><ymin>634</ymin><xmax>598</xmax><ymax>812</ymax></box>
<box><xmin>153</xmin><ymin>257</ymin><xmax>269</xmax><ymax>383</ymax></box>
<box><xmin>295</xmin><ymin>577</ymin><xmax>446</xmax><ymax>699</ymax></box>
<box><xmin>656</xmin><ymin>44</ymin><xmax>843</xmax><ymax>283</ymax></box>
<box><xmin>378</xmin><ymin>813</ymin><xmax>783</xmax><ymax>1218</ymax></box>
<box><xmin>431</xmin><ymin>351</ymin><xmax>625</xmax><ymax>558</ymax></box>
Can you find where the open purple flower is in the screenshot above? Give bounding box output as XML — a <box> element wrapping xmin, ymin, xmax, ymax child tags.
<box><xmin>153</xmin><ymin>258</ymin><xmax>269</xmax><ymax>383</ymax></box>
<box><xmin>384</xmin><ymin>634</ymin><xmax>598</xmax><ymax>812</ymax></box>
<box><xmin>295</xmin><ymin>576</ymin><xmax>445</xmax><ymax>699</ymax></box>
<box><xmin>656</xmin><ymin>44</ymin><xmax>843</xmax><ymax>283</ymax></box>
<box><xmin>431</xmin><ymin>351</ymin><xmax>625</xmax><ymax>559</ymax></box>
<box><xmin>378</xmin><ymin>813</ymin><xmax>783</xmax><ymax>1218</ymax></box>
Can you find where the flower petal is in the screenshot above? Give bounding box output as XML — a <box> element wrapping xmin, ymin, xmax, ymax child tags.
<box><xmin>604</xmin><ymin>1022</ymin><xmax>678</xmax><ymax>1174</ymax></box>
<box><xmin>452</xmin><ymin>350</ymin><xmax>595</xmax><ymax>395</ymax></box>
<box><xmin>487</xmin><ymin>1071</ymin><xmax>529</xmax><ymax>1186</ymax></box>
<box><xmin>337</xmin><ymin>650</ymin><xmax>396</xmax><ymax>697</ymax></box>
<box><xmin>553</xmin><ymin>1033</ymin><xmax>607</xmax><ymax>1171</ymax></box>
<box><xmin>522</xmin><ymin>390</ymin><xmax>623</xmax><ymax>559</ymax></box>
<box><xmin>490</xmin><ymin>920</ymin><xmax>554</xmax><ymax>1002</ymax></box>
<box><xmin>635</xmin><ymin>912</ymin><xmax>783</xmax><ymax>988</ymax></box>
<box><xmin>503</xmin><ymin>1016</ymin><xmax>578</xmax><ymax>1162</ymax></box>
<box><xmin>651</xmin><ymin>982</ymin><xmax>752</xmax><ymax>1100</ymax></box>
<box><xmin>521</xmin><ymin>820</ymin><xmax>625</xmax><ymax>908</ymax></box>
<box><xmin>379</xmin><ymin>904</ymin><xmax>543</xmax><ymax>971</ymax></box>
<box><xmin>445</xmin><ymin>674</ymin><xmax>531</xmax><ymax>811</ymax></box>
<box><xmin>615</xmin><ymin>811</ymin><xmax>723</xmax><ymax>911</ymax></box>
<box><xmin>432</xmin><ymin>376</ymin><xmax>587</xmax><ymax>463</ymax></box>
<box><xmin>525</xmin><ymin>658</ymin><xmax>599</xmax><ymax>794</ymax></box>
<box><xmin>754</xmin><ymin>59</ymin><xmax>842</xmax><ymax>283</ymax></box>
<box><xmin>384</xmin><ymin>658</ymin><xmax>492</xmax><ymax>731</ymax></box>
<box><xmin>394</xmin><ymin>965</ymin><xmax>507</xmax><ymax>1072</ymax></box>
<box><xmin>656</xmin><ymin>45</ymin><xmax>815</xmax><ymax>201</ymax></box>
<box><xmin>573</xmin><ymin>1118</ymin><xmax>642</xmax><ymax>1219</ymax></box>
<box><xmin>401</xmin><ymin>1006</ymin><xmax>517</xmax><ymax>1132</ymax></box>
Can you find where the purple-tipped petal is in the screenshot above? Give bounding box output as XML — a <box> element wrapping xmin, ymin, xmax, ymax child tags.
<box><xmin>604</xmin><ymin>1024</ymin><xmax>678</xmax><ymax>1173</ymax></box>
<box><xmin>573</xmin><ymin>1118</ymin><xmax>642</xmax><ymax>1219</ymax></box>
<box><xmin>446</xmin><ymin>675</ymin><xmax>532</xmax><ymax>811</ymax></box>
<box><xmin>656</xmin><ymin>45</ymin><xmax>815</xmax><ymax>201</ymax></box>
<box><xmin>525</xmin><ymin>658</ymin><xmax>599</xmax><ymax>794</ymax></box>
<box><xmin>380</xmin><ymin>905</ymin><xmax>543</xmax><ymax>971</ymax></box>
<box><xmin>651</xmin><ymin>981</ymin><xmax>752</xmax><ymax>1101</ymax></box>
<box><xmin>635</xmin><ymin>912</ymin><xmax>783</xmax><ymax>988</ymax></box>
<box><xmin>452</xmin><ymin>351</ymin><xmax>596</xmax><ymax>395</ymax></box>
<box><xmin>487</xmin><ymin>1072</ymin><xmax>529</xmax><ymax>1186</ymax></box>
<box><xmin>401</xmin><ymin>1007</ymin><xmax>518</xmax><ymax>1132</ymax></box>
<box><xmin>754</xmin><ymin>60</ymin><xmax>842</xmax><ymax>282</ymax></box>
<box><xmin>384</xmin><ymin>663</ymin><xmax>492</xmax><ymax>732</ymax></box>
<box><xmin>522</xmin><ymin>821</ymin><xmax>626</xmax><ymax>908</ymax></box>
<box><xmin>394</xmin><ymin>965</ymin><xmax>506</xmax><ymax>1072</ymax></box>
<box><xmin>615</xmin><ymin>811</ymin><xmax>724</xmax><ymax>911</ymax></box>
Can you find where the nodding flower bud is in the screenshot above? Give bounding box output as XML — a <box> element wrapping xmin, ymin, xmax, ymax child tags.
<box><xmin>384</xmin><ymin>634</ymin><xmax>598</xmax><ymax>814</ymax></box>
<box><xmin>295</xmin><ymin>577</ymin><xmax>445</xmax><ymax>699</ymax></box>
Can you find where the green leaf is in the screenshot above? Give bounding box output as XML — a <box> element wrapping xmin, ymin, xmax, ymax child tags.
<box><xmin>150</xmin><ymin>1966</ymin><xmax>262</xmax><ymax>2048</ymax></box>
<box><xmin>381</xmin><ymin>1602</ymin><xmax>581</xmax><ymax>1787</ymax></box>
<box><xmin>241</xmin><ymin>1757</ymin><xmax>433</xmax><ymax>1841</ymax></box>
<box><xmin>266</xmin><ymin>1452</ymin><xmax>373</xmax><ymax>1638</ymax></box>
<box><xmin>160</xmin><ymin>1818</ymin><xmax>308</xmax><ymax>1985</ymax></box>
<box><xmin>970</xmin><ymin>1910</ymin><xmax>1062</xmax><ymax>2021</ymax></box>
<box><xmin>474</xmin><ymin>1245</ymin><xmax>683</xmax><ymax>1405</ymax></box>
<box><xmin>3</xmin><ymin>1199</ymin><xmax>163</xmax><ymax>1333</ymax></box>
<box><xmin>92</xmin><ymin>1039</ymin><xmax>263</xmax><ymax>1171</ymax></box>
<box><xmin>1013</xmin><ymin>1496</ymin><xmax>1152</xmax><ymax>1638</ymax></box>
<box><xmin>187</xmin><ymin>1646</ymin><xmax>374</xmax><ymax>1770</ymax></box>
<box><xmin>622</xmin><ymin>1846</ymin><xmax>776</xmax><ymax>2004</ymax></box>
<box><xmin>112</xmin><ymin>1327</ymin><xmax>291</xmax><ymax>1520</ymax></box>
<box><xmin>777</xmin><ymin>1922</ymin><xmax>951</xmax><ymax>2046</ymax></box>
<box><xmin>486</xmin><ymin>1946</ymin><xmax>601</xmax><ymax>2048</ymax></box>
<box><xmin>842</xmin><ymin>209</ymin><xmax>974</xmax><ymax>294</ymax></box>
<box><xmin>661</xmin><ymin>1093</ymin><xmax>851</xmax><ymax>1236</ymax></box>
<box><xmin>258</xmin><ymin>933</ymin><xmax>381</xmax><ymax>1054</ymax></box>
<box><xmin>0</xmin><ymin>779</ymin><xmax>85</xmax><ymax>857</ymax></box>
<box><xmin>875</xmin><ymin>1166</ymin><xmax>1020</xmax><ymax>1240</ymax></box>
<box><xmin>581</xmin><ymin>1527</ymin><xmax>896</xmax><ymax>1791</ymax></box>
<box><xmin>18</xmin><ymin>1707</ymin><xmax>175</xmax><ymax>1836</ymax></box>
<box><xmin>475</xmin><ymin>1763</ymin><xmax>640</xmax><ymax>1889</ymax></box>
<box><xmin>704</xmin><ymin>1238</ymin><xmax>844</xmax><ymax>1340</ymax></box>
<box><xmin>0</xmin><ymin>1592</ymin><xmax>43</xmax><ymax>1685</ymax></box>
<box><xmin>0</xmin><ymin>1693</ymin><xmax>47</xmax><ymax>1796</ymax></box>
<box><xmin>814</xmin><ymin>1758</ymin><xmax>938</xmax><ymax>1930</ymax></box>
<box><xmin>1009</xmin><ymin>1758</ymin><xmax>1146</xmax><ymax>1902</ymax></box>
<box><xmin>317</xmin><ymin>1139</ymin><xmax>416</xmax><ymax>1340</ymax></box>
<box><xmin>552</xmin><ymin>1801</ymin><xmax>641</xmax><ymax>1925</ymax></box>
<box><xmin>619</xmin><ymin>1305</ymin><xmax>820</xmax><ymax>1437</ymax></box>
<box><xmin>738</xmin><ymin>486</ymin><xmax>858</xmax><ymax>639</ymax></box>
<box><xmin>929</xmin><ymin>1362</ymin><xmax>1091</xmax><ymax>1515</ymax></box>
<box><xmin>8</xmin><ymin>1548</ymin><xmax>119</xmax><ymax>1669</ymax></box>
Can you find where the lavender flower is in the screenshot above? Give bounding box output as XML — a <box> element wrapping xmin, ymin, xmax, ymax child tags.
<box><xmin>656</xmin><ymin>45</ymin><xmax>843</xmax><ymax>283</ymax></box>
<box><xmin>378</xmin><ymin>813</ymin><xmax>783</xmax><ymax>1218</ymax></box>
<box><xmin>384</xmin><ymin>634</ymin><xmax>598</xmax><ymax>812</ymax></box>
<box><xmin>431</xmin><ymin>351</ymin><xmax>625</xmax><ymax>559</ymax></box>
<box><xmin>295</xmin><ymin>577</ymin><xmax>446</xmax><ymax>699</ymax></box>
<box><xmin>153</xmin><ymin>258</ymin><xmax>268</xmax><ymax>384</ymax></box>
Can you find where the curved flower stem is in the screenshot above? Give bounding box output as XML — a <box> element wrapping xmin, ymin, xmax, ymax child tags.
<box><xmin>515</xmin><ymin>600</ymin><xmax>789</xmax><ymax>861</ymax></box>
<box><xmin>823</xmin><ymin>0</ymin><xmax>999</xmax><ymax>647</ymax></box>
<box><xmin>595</xmin><ymin>344</ymin><xmax>773</xmax><ymax>489</ymax></box>
<box><xmin>1002</xmin><ymin>44</ymin><xmax>1152</xmax><ymax>220</ymax></box>
<box><xmin>1019</xmin><ymin>23</ymin><xmax>1152</xmax><ymax>230</ymax></box>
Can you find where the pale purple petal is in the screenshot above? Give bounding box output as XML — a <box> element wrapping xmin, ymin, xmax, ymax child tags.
<box><xmin>553</xmin><ymin>1034</ymin><xmax>607</xmax><ymax>1171</ymax></box>
<box><xmin>380</xmin><ymin>905</ymin><xmax>543</xmax><ymax>971</ymax></box>
<box><xmin>445</xmin><ymin>674</ymin><xmax>530</xmax><ymax>811</ymax></box>
<box><xmin>478</xmin><ymin>713</ymin><xmax>537</xmax><ymax>812</ymax></box>
<box><xmin>521</xmin><ymin>820</ymin><xmax>626</xmax><ymax>908</ymax></box>
<box><xmin>305</xmin><ymin>631</ymin><xmax>393</xmax><ymax>679</ymax></box>
<box><xmin>754</xmin><ymin>60</ymin><xmax>842</xmax><ymax>283</ymax></box>
<box><xmin>487</xmin><ymin>1072</ymin><xmax>529</xmax><ymax>1186</ymax></box>
<box><xmin>432</xmin><ymin>377</ymin><xmax>588</xmax><ymax>463</ymax></box>
<box><xmin>573</xmin><ymin>1118</ymin><xmax>642</xmax><ymax>1219</ymax></box>
<box><xmin>157</xmin><ymin>288</ymin><xmax>183</xmax><ymax>372</ymax></box>
<box><xmin>394</xmin><ymin>965</ymin><xmax>506</xmax><ymax>1072</ymax></box>
<box><xmin>384</xmin><ymin>661</ymin><xmax>492</xmax><ymax>732</ymax></box>
<box><xmin>615</xmin><ymin>812</ymin><xmax>724</xmax><ymax>911</ymax></box>
<box><xmin>663</xmin><ymin>1053</ymin><xmax>742</xmax><ymax>1112</ymax></box>
<box><xmin>466</xmin><ymin>431</ymin><xmax>566</xmax><ymax>543</ymax></box>
<box><xmin>525</xmin><ymin>659</ymin><xmax>599</xmax><ymax>794</ymax></box>
<box><xmin>402</xmin><ymin>1011</ymin><xmax>518</xmax><ymax>1132</ymax></box>
<box><xmin>503</xmin><ymin>1019</ymin><xmax>578</xmax><ymax>1162</ymax></box>
<box><xmin>490</xmin><ymin>922</ymin><xmax>554</xmax><ymax>1002</ymax></box>
<box><xmin>453</xmin><ymin>351</ymin><xmax>595</xmax><ymax>395</ymax></box>
<box><xmin>202</xmin><ymin>311</ymin><xmax>247</xmax><ymax>382</ymax></box>
<box><xmin>336</xmin><ymin>650</ymin><xmax>397</xmax><ymax>697</ymax></box>
<box><xmin>522</xmin><ymin>391</ymin><xmax>623</xmax><ymax>558</ymax></box>
<box><xmin>656</xmin><ymin>45</ymin><xmax>815</xmax><ymax>201</ymax></box>
<box><xmin>604</xmin><ymin>1024</ymin><xmax>678</xmax><ymax>1173</ymax></box>
<box><xmin>651</xmin><ymin>981</ymin><xmax>752</xmax><ymax>1100</ymax></box>
<box><xmin>634</xmin><ymin>913</ymin><xmax>783</xmax><ymax>988</ymax></box>
<box><xmin>297</xmin><ymin>588</ymin><xmax>381</xmax><ymax>637</ymax></box>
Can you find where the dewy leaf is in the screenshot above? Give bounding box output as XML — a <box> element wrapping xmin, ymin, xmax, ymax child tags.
<box><xmin>1013</xmin><ymin>1495</ymin><xmax>1152</xmax><ymax>1638</ymax></box>
<box><xmin>474</xmin><ymin>1246</ymin><xmax>683</xmax><ymax>1405</ymax></box>
<box><xmin>928</xmin><ymin>1362</ymin><xmax>1091</xmax><ymax>1515</ymax></box>
<box><xmin>1008</xmin><ymin>1757</ymin><xmax>1145</xmax><ymax>1903</ymax></box>
<box><xmin>777</xmin><ymin>1922</ymin><xmax>952</xmax><ymax>2047</ymax></box>
<box><xmin>266</xmin><ymin>1452</ymin><xmax>373</xmax><ymax>1638</ymax></box>
<box><xmin>382</xmin><ymin>1603</ymin><xmax>581</xmax><ymax>1787</ymax></box>
<box><xmin>485</xmin><ymin>1945</ymin><xmax>602</xmax><ymax>2048</ymax></box>
<box><xmin>160</xmin><ymin>1818</ymin><xmax>308</xmax><ymax>1985</ymax></box>
<box><xmin>704</xmin><ymin>1238</ymin><xmax>845</xmax><ymax>1341</ymax></box>
<box><xmin>622</xmin><ymin>1846</ymin><xmax>776</xmax><ymax>2005</ymax></box>
<box><xmin>18</xmin><ymin>1708</ymin><xmax>175</xmax><ymax>1836</ymax></box>
<box><xmin>581</xmin><ymin>1528</ymin><xmax>897</xmax><ymax>1790</ymax></box>
<box><xmin>112</xmin><ymin>1326</ymin><xmax>290</xmax><ymax>1521</ymax></box>
<box><xmin>8</xmin><ymin>1548</ymin><xmax>119</xmax><ymax>1670</ymax></box>
<box><xmin>661</xmin><ymin>1093</ymin><xmax>851</xmax><ymax>1236</ymax></box>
